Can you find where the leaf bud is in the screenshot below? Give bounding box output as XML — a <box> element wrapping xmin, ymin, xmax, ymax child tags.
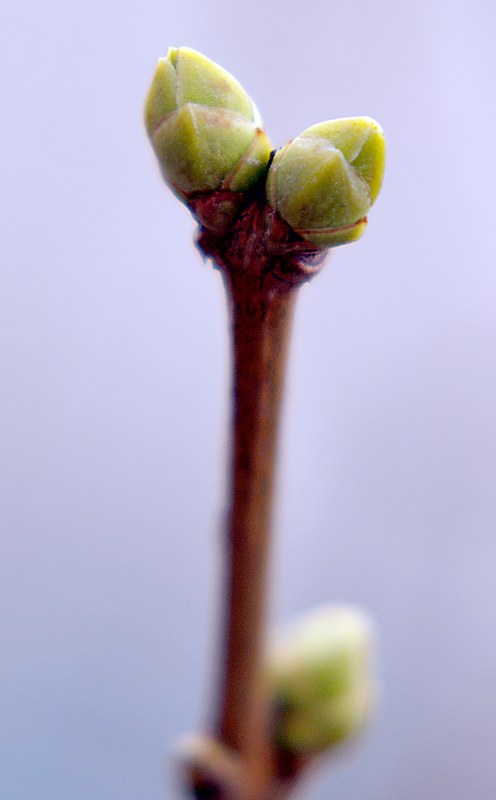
<box><xmin>144</xmin><ymin>47</ymin><xmax>272</xmax><ymax>229</ymax></box>
<box><xmin>269</xmin><ymin>605</ymin><xmax>376</xmax><ymax>754</ymax></box>
<box><xmin>176</xmin><ymin>734</ymin><xmax>243</xmax><ymax>798</ymax></box>
<box><xmin>266</xmin><ymin>117</ymin><xmax>385</xmax><ymax>248</ymax></box>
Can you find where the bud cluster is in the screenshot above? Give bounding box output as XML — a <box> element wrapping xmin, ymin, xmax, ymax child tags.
<box><xmin>145</xmin><ymin>47</ymin><xmax>386</xmax><ymax>246</ymax></box>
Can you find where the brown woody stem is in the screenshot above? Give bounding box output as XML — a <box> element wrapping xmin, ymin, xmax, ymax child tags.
<box><xmin>217</xmin><ymin>276</ymin><xmax>296</xmax><ymax>797</ymax></box>
<box><xmin>186</xmin><ymin>200</ymin><xmax>325</xmax><ymax>800</ymax></box>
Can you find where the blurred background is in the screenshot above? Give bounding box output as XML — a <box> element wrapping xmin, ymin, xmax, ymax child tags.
<box><xmin>2</xmin><ymin>1</ymin><xmax>496</xmax><ymax>798</ymax></box>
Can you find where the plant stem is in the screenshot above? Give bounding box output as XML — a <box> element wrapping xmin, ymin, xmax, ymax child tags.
<box><xmin>216</xmin><ymin>275</ymin><xmax>296</xmax><ymax>797</ymax></box>
<box><xmin>188</xmin><ymin>202</ymin><xmax>324</xmax><ymax>800</ymax></box>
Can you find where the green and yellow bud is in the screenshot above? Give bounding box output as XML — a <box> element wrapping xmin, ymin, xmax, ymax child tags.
<box><xmin>266</xmin><ymin>117</ymin><xmax>385</xmax><ymax>248</ymax></box>
<box><xmin>145</xmin><ymin>47</ymin><xmax>272</xmax><ymax>208</ymax></box>
<box><xmin>269</xmin><ymin>605</ymin><xmax>376</xmax><ymax>754</ymax></box>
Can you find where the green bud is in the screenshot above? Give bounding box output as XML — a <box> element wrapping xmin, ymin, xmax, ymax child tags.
<box><xmin>269</xmin><ymin>605</ymin><xmax>376</xmax><ymax>754</ymax></box>
<box><xmin>266</xmin><ymin>117</ymin><xmax>385</xmax><ymax>248</ymax></box>
<box><xmin>145</xmin><ymin>47</ymin><xmax>272</xmax><ymax>202</ymax></box>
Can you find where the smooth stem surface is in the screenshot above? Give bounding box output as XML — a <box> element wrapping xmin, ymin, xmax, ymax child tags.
<box><xmin>216</xmin><ymin>277</ymin><xmax>296</xmax><ymax>798</ymax></box>
<box><xmin>191</xmin><ymin>203</ymin><xmax>324</xmax><ymax>800</ymax></box>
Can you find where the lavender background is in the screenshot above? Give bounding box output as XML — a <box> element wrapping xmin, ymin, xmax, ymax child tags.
<box><xmin>2</xmin><ymin>1</ymin><xmax>496</xmax><ymax>798</ymax></box>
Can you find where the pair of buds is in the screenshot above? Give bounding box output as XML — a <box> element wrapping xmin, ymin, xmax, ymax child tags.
<box><xmin>145</xmin><ymin>47</ymin><xmax>385</xmax><ymax>247</ymax></box>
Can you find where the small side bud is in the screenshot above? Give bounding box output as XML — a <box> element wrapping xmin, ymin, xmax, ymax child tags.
<box><xmin>269</xmin><ymin>605</ymin><xmax>376</xmax><ymax>755</ymax></box>
<box><xmin>266</xmin><ymin>117</ymin><xmax>385</xmax><ymax>248</ymax></box>
<box><xmin>176</xmin><ymin>734</ymin><xmax>244</xmax><ymax>798</ymax></box>
<box><xmin>145</xmin><ymin>47</ymin><xmax>272</xmax><ymax>230</ymax></box>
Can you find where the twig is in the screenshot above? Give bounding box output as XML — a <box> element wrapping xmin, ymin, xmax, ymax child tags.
<box><xmin>144</xmin><ymin>47</ymin><xmax>385</xmax><ymax>800</ymax></box>
<box><xmin>190</xmin><ymin>202</ymin><xmax>324</xmax><ymax>799</ymax></box>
